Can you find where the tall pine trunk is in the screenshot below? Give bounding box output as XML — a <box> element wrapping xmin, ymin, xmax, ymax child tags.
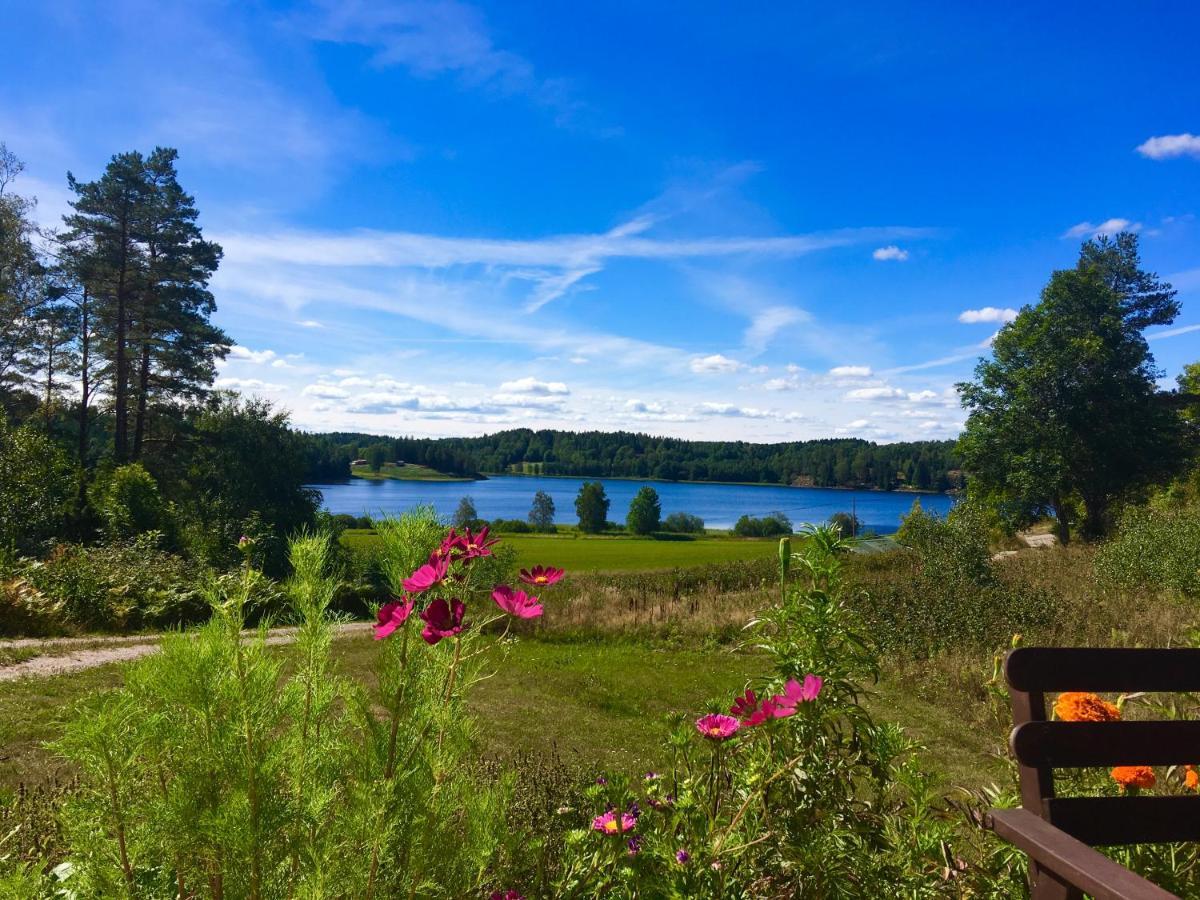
<box><xmin>133</xmin><ymin>335</ymin><xmax>150</xmax><ymax>459</ymax></box>
<box><xmin>76</xmin><ymin>288</ymin><xmax>91</xmax><ymax>518</ymax></box>
<box><xmin>113</xmin><ymin>225</ymin><xmax>130</xmax><ymax>462</ymax></box>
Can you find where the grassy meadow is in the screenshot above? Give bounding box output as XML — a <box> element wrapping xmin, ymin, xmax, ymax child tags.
<box><xmin>349</xmin><ymin>462</ymin><xmax>474</xmax><ymax>481</ymax></box>
<box><xmin>341</xmin><ymin>527</ymin><xmax>780</xmax><ymax>571</ymax></box>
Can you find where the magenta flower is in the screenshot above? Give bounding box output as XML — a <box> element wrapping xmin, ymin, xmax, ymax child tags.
<box><xmin>518</xmin><ymin>565</ymin><xmax>565</xmax><ymax>587</ymax></box>
<box><xmin>729</xmin><ymin>689</ymin><xmax>759</xmax><ymax>720</ymax></box>
<box><xmin>402</xmin><ymin>556</ymin><xmax>450</xmax><ymax>594</ymax></box>
<box><xmin>695</xmin><ymin>713</ymin><xmax>740</xmax><ymax>741</ymax></box>
<box><xmin>591</xmin><ymin>810</ymin><xmax>636</xmax><ymax>835</ymax></box>
<box><xmin>373</xmin><ymin>597</ymin><xmax>414</xmax><ymax>640</ymax></box>
<box><xmin>431</xmin><ymin>529</ymin><xmax>462</xmax><ymax>563</ymax></box>
<box><xmin>770</xmin><ymin>674</ymin><xmax>823</xmax><ymax>718</ymax></box>
<box><xmin>419</xmin><ymin>598</ymin><xmax>467</xmax><ymax>645</ymax></box>
<box><xmin>491</xmin><ymin>585</ymin><xmax>544</xmax><ymax>619</ymax></box>
<box><xmin>489</xmin><ymin>892</ymin><xmax>524</xmax><ymax>900</ymax></box>
<box><xmin>741</xmin><ymin>697</ymin><xmax>781</xmax><ymax>728</ymax></box>
<box><xmin>459</xmin><ymin>526</ymin><xmax>498</xmax><ymax>560</ymax></box>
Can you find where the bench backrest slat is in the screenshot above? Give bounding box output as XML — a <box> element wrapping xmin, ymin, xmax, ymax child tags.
<box><xmin>1012</xmin><ymin>720</ymin><xmax>1200</xmax><ymax>768</ymax></box>
<box><xmin>1044</xmin><ymin>797</ymin><xmax>1200</xmax><ymax>846</ymax></box>
<box><xmin>1006</xmin><ymin>647</ymin><xmax>1200</xmax><ymax>693</ymax></box>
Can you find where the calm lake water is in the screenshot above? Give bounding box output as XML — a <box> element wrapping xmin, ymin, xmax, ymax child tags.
<box><xmin>309</xmin><ymin>474</ymin><xmax>953</xmax><ymax>534</ymax></box>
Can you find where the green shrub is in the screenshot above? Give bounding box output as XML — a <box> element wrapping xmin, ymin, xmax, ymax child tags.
<box><xmin>1095</xmin><ymin>502</ymin><xmax>1200</xmax><ymax>596</ymax></box>
<box><xmin>555</xmin><ymin>526</ymin><xmax>956</xmax><ymax>897</ymax></box>
<box><xmin>24</xmin><ymin>534</ymin><xmax>207</xmax><ymax>631</ymax></box>
<box><xmin>52</xmin><ymin>521</ymin><xmax>521</xmax><ymax>898</ymax></box>
<box><xmin>0</xmin><ymin>420</ymin><xmax>73</xmax><ymax>556</ymax></box>
<box><xmin>732</xmin><ymin>511</ymin><xmax>792</xmax><ymax>537</ymax></box>
<box><xmin>662</xmin><ymin>511</ymin><xmax>705</xmax><ymax>534</ymax></box>
<box><xmin>865</xmin><ymin>501</ymin><xmax>1053</xmax><ymax>654</ymax></box>
<box><xmin>490</xmin><ymin>518</ymin><xmax>533</xmax><ymax>533</ymax></box>
<box><xmin>88</xmin><ymin>463</ymin><xmax>174</xmax><ymax>543</ymax></box>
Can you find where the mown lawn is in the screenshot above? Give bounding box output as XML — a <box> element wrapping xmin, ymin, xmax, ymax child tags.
<box><xmin>349</xmin><ymin>463</ymin><xmax>473</xmax><ymax>482</ymax></box>
<box><xmin>340</xmin><ymin>529</ymin><xmax>780</xmax><ymax>572</ymax></box>
<box><xmin>0</xmin><ymin>633</ymin><xmax>1003</xmax><ymax>797</ymax></box>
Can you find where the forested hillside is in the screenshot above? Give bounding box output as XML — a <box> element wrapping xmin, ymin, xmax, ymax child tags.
<box><xmin>301</xmin><ymin>429</ymin><xmax>962</xmax><ymax>491</ymax></box>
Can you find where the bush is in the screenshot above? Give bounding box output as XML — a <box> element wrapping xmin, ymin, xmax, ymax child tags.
<box><xmin>732</xmin><ymin>511</ymin><xmax>792</xmax><ymax>537</ymax></box>
<box><xmin>490</xmin><ymin>518</ymin><xmax>533</xmax><ymax>533</ymax></box>
<box><xmin>49</xmin><ymin>518</ymin><xmax>553</xmax><ymax>898</ymax></box>
<box><xmin>626</xmin><ymin>486</ymin><xmax>661</xmax><ymax>535</ymax></box>
<box><xmin>554</xmin><ymin>528</ymin><xmax>956</xmax><ymax>897</ymax></box>
<box><xmin>1095</xmin><ymin>501</ymin><xmax>1200</xmax><ymax>596</ymax></box>
<box><xmin>24</xmin><ymin>534</ymin><xmax>207</xmax><ymax>631</ymax></box>
<box><xmin>828</xmin><ymin>511</ymin><xmax>860</xmax><ymax>539</ymax></box>
<box><xmin>89</xmin><ymin>463</ymin><xmax>174</xmax><ymax>543</ymax></box>
<box><xmin>0</xmin><ymin>420</ymin><xmax>73</xmax><ymax>555</ymax></box>
<box><xmin>662</xmin><ymin>511</ymin><xmax>705</xmax><ymax>534</ymax></box>
<box><xmin>863</xmin><ymin>500</ymin><xmax>1053</xmax><ymax>654</ymax></box>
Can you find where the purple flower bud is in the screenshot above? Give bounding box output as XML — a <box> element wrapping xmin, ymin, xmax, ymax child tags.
<box><xmin>675</xmin><ymin>849</ymin><xmax>690</xmax><ymax>864</ymax></box>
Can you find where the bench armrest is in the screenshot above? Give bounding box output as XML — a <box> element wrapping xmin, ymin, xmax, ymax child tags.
<box><xmin>986</xmin><ymin>808</ymin><xmax>1177</xmax><ymax>900</ymax></box>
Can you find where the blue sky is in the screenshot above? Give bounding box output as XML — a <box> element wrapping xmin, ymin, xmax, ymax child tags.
<box><xmin>4</xmin><ymin>1</ymin><xmax>1198</xmax><ymax>442</ymax></box>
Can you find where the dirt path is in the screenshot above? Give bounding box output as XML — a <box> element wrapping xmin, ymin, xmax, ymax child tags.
<box><xmin>0</xmin><ymin>623</ymin><xmax>372</xmax><ymax>683</ymax></box>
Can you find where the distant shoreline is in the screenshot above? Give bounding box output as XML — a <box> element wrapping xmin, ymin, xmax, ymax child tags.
<box><xmin>480</xmin><ymin>470</ymin><xmax>952</xmax><ymax>495</ymax></box>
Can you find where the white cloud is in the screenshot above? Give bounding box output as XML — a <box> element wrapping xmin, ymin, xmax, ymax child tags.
<box><xmin>838</xmin><ymin>419</ymin><xmax>870</xmax><ymax>431</ymax></box>
<box><xmin>872</xmin><ymin>245</ymin><xmax>909</xmax><ymax>261</ymax></box>
<box><xmin>906</xmin><ymin>390</ymin><xmax>938</xmax><ymax>402</ymax></box>
<box><xmin>228</xmin><ymin>346</ymin><xmax>280</xmax><ymax>364</ymax></box>
<box><xmin>689</xmin><ymin>354</ymin><xmax>746</xmax><ymax>374</ymax></box>
<box><xmin>762</xmin><ymin>377</ymin><xmax>798</xmax><ymax>391</ymax></box>
<box><xmin>742</xmin><ymin>306</ymin><xmax>807</xmax><ymax>352</ymax></box>
<box><xmin>1063</xmin><ymin>218</ymin><xmax>1142</xmax><ymax>239</ymax></box>
<box><xmin>695</xmin><ymin>403</ymin><xmax>799</xmax><ymax>421</ymax></box>
<box><xmin>496</xmin><ymin>376</ymin><xmax>569</xmax><ymax>395</ymax></box>
<box><xmin>1136</xmin><ymin>133</ymin><xmax>1200</xmax><ymax>161</ymax></box>
<box><xmin>845</xmin><ymin>386</ymin><xmax>905</xmax><ymax>401</ymax></box>
<box><xmin>298</xmin><ymin>319</ymin><xmax>325</xmax><ymax>328</ymax></box>
<box><xmin>1148</xmin><ymin>323</ymin><xmax>1200</xmax><ymax>341</ymax></box>
<box><xmin>958</xmin><ymin>306</ymin><xmax>1018</xmax><ymax>324</ymax></box>
<box><xmin>829</xmin><ymin>365</ymin><xmax>872</xmax><ymax>378</ymax></box>
<box><xmin>625</xmin><ymin>399</ymin><xmax>666</xmax><ymax>414</ymax></box>
<box><xmin>569</xmin><ymin>356</ymin><xmax>589</xmax><ymax>365</ymax></box>
<box><xmin>217</xmin><ymin>221</ymin><xmax>933</xmax><ymax>312</ymax></box>
<box><xmin>302</xmin><ymin>383</ymin><xmax>351</xmax><ymax>400</ymax></box>
<box><xmin>215</xmin><ymin>377</ymin><xmax>285</xmax><ymax>392</ymax></box>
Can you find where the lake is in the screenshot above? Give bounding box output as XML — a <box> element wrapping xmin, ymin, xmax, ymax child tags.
<box><xmin>309</xmin><ymin>474</ymin><xmax>953</xmax><ymax>533</ymax></box>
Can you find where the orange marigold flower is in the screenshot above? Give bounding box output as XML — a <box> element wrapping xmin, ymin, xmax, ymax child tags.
<box><xmin>1111</xmin><ymin>766</ymin><xmax>1156</xmax><ymax>791</ymax></box>
<box><xmin>1185</xmin><ymin>766</ymin><xmax>1199</xmax><ymax>791</ymax></box>
<box><xmin>1054</xmin><ymin>691</ymin><xmax>1120</xmax><ymax>723</ymax></box>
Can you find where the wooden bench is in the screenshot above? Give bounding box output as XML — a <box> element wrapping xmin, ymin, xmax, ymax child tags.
<box><xmin>986</xmin><ymin>647</ymin><xmax>1200</xmax><ymax>899</ymax></box>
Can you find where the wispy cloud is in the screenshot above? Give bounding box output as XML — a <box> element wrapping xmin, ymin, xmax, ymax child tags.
<box><xmin>1136</xmin><ymin>133</ymin><xmax>1200</xmax><ymax>160</ymax></box>
<box><xmin>689</xmin><ymin>354</ymin><xmax>748</xmax><ymax>374</ymax></box>
<box><xmin>1148</xmin><ymin>323</ymin><xmax>1200</xmax><ymax>341</ymax></box>
<box><xmin>1063</xmin><ymin>218</ymin><xmax>1141</xmax><ymax>239</ymax></box>
<box><xmin>958</xmin><ymin>307</ymin><xmax>1018</xmax><ymax>324</ymax></box>
<box><xmin>828</xmin><ymin>365</ymin><xmax>872</xmax><ymax>377</ymax></box>
<box><xmin>743</xmin><ymin>306</ymin><xmax>808</xmax><ymax>353</ymax></box>
<box><xmin>299</xmin><ymin>0</ymin><xmax>612</xmax><ymax>132</ymax></box>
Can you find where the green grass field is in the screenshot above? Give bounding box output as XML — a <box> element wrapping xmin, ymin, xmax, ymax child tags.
<box><xmin>350</xmin><ymin>463</ymin><xmax>474</xmax><ymax>482</ymax></box>
<box><xmin>339</xmin><ymin>529</ymin><xmax>780</xmax><ymax>572</ymax></box>
<box><xmin>0</xmin><ymin>635</ymin><xmax>1001</xmax><ymax>796</ymax></box>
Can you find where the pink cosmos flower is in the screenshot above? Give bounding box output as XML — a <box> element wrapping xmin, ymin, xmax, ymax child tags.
<box><xmin>730</xmin><ymin>689</ymin><xmax>759</xmax><ymax>720</ymax></box>
<box><xmin>770</xmin><ymin>675</ymin><xmax>823</xmax><ymax>718</ymax></box>
<box><xmin>459</xmin><ymin>526</ymin><xmax>499</xmax><ymax>560</ymax></box>
<box><xmin>591</xmin><ymin>810</ymin><xmax>636</xmax><ymax>835</ymax></box>
<box><xmin>402</xmin><ymin>556</ymin><xmax>450</xmax><ymax>594</ymax></box>
<box><xmin>491</xmin><ymin>585</ymin><xmax>543</xmax><ymax>619</ymax></box>
<box><xmin>695</xmin><ymin>713</ymin><xmax>740</xmax><ymax>741</ymax></box>
<box><xmin>419</xmin><ymin>598</ymin><xmax>467</xmax><ymax>645</ymax></box>
<box><xmin>431</xmin><ymin>529</ymin><xmax>462</xmax><ymax>563</ymax></box>
<box><xmin>518</xmin><ymin>565</ymin><xmax>565</xmax><ymax>587</ymax></box>
<box><xmin>373</xmin><ymin>597</ymin><xmax>414</xmax><ymax>640</ymax></box>
<box><xmin>489</xmin><ymin>892</ymin><xmax>523</xmax><ymax>900</ymax></box>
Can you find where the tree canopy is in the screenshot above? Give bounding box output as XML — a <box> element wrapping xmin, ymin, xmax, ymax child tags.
<box><xmin>626</xmin><ymin>486</ymin><xmax>662</xmax><ymax>534</ymax></box>
<box><xmin>574</xmin><ymin>481</ymin><xmax>610</xmax><ymax>533</ymax></box>
<box><xmin>957</xmin><ymin>233</ymin><xmax>1185</xmax><ymax>541</ymax></box>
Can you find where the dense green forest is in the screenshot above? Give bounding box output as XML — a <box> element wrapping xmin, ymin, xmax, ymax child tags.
<box><xmin>302</xmin><ymin>429</ymin><xmax>963</xmax><ymax>491</ymax></box>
